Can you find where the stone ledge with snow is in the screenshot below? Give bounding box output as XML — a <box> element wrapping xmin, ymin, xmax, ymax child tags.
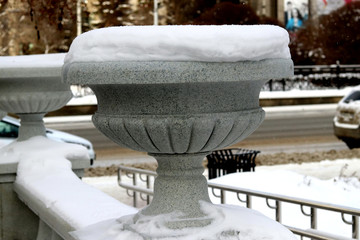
<box><xmin>7</xmin><ymin>137</ymin><xmax>137</xmax><ymax>239</ymax></box>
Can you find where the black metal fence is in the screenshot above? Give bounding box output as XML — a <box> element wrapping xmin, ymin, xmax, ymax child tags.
<box><xmin>263</xmin><ymin>63</ymin><xmax>360</xmax><ymax>91</ymax></box>
<box><xmin>206</xmin><ymin>148</ymin><xmax>260</xmax><ymax>179</ymax></box>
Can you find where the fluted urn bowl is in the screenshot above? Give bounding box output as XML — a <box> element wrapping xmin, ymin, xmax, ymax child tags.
<box><xmin>63</xmin><ymin>60</ymin><xmax>292</xmax><ymax>154</ymax></box>
<box><xmin>0</xmin><ymin>54</ymin><xmax>72</xmax><ymax>141</ymax></box>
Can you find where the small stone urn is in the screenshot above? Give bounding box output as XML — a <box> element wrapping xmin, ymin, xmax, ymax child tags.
<box><xmin>0</xmin><ymin>54</ymin><xmax>72</xmax><ymax>141</ymax></box>
<box><xmin>63</xmin><ymin>26</ymin><xmax>295</xmax><ymax>239</ymax></box>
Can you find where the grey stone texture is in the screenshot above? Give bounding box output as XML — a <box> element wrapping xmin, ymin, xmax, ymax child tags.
<box><xmin>0</xmin><ymin>167</ymin><xmax>39</xmax><ymax>240</ymax></box>
<box><xmin>63</xmin><ymin>59</ymin><xmax>294</xmax><ymax>232</ymax></box>
<box><xmin>63</xmin><ymin>59</ymin><xmax>293</xmax><ymax>85</ymax></box>
<box><xmin>139</xmin><ymin>153</ymin><xmax>213</xmax><ymax>229</ymax></box>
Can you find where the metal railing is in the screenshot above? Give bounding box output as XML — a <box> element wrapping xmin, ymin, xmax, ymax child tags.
<box><xmin>264</xmin><ymin>63</ymin><xmax>360</xmax><ymax>91</ymax></box>
<box><xmin>294</xmin><ymin>64</ymin><xmax>360</xmax><ymax>77</ymax></box>
<box><xmin>118</xmin><ymin>166</ymin><xmax>156</xmax><ymax>208</ymax></box>
<box><xmin>210</xmin><ymin>181</ymin><xmax>359</xmax><ymax>240</ymax></box>
<box><xmin>118</xmin><ymin>165</ymin><xmax>360</xmax><ymax>240</ymax></box>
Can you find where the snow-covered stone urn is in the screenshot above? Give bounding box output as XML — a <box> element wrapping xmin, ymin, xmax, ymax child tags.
<box><xmin>0</xmin><ymin>54</ymin><xmax>72</xmax><ymax>141</ymax></box>
<box><xmin>63</xmin><ymin>26</ymin><xmax>295</xmax><ymax>239</ymax></box>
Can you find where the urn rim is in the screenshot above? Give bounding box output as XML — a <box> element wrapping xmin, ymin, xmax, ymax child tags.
<box><xmin>62</xmin><ymin>58</ymin><xmax>293</xmax><ymax>85</ymax></box>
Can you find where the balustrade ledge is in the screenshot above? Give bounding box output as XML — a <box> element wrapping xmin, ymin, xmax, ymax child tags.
<box><xmin>14</xmin><ymin>182</ymin><xmax>76</xmax><ymax>240</ymax></box>
<box><xmin>0</xmin><ymin>137</ymin><xmax>137</xmax><ymax>240</ymax></box>
<box><xmin>13</xmin><ymin>165</ymin><xmax>137</xmax><ymax>240</ymax></box>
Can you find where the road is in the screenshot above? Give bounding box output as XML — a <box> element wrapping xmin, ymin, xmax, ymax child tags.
<box><xmin>44</xmin><ymin>104</ymin><xmax>348</xmax><ymax>160</ymax></box>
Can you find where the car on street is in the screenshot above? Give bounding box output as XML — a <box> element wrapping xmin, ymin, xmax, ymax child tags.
<box><xmin>0</xmin><ymin>115</ymin><xmax>96</xmax><ymax>163</ymax></box>
<box><xmin>333</xmin><ymin>86</ymin><xmax>360</xmax><ymax>149</ymax></box>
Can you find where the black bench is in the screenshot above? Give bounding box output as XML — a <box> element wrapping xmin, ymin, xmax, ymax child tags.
<box><xmin>206</xmin><ymin>148</ymin><xmax>260</xmax><ymax>179</ymax></box>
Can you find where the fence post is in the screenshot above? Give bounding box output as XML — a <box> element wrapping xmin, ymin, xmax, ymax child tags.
<box><xmin>352</xmin><ymin>215</ymin><xmax>359</xmax><ymax>239</ymax></box>
<box><xmin>336</xmin><ymin>60</ymin><xmax>341</xmax><ymax>89</ymax></box>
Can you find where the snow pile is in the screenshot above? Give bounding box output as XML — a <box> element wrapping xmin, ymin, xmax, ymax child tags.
<box><xmin>0</xmin><ymin>135</ymin><xmax>89</xmax><ymax>164</ymax></box>
<box><xmin>257</xmin><ymin>159</ymin><xmax>360</xmax><ymax>180</ymax></box>
<box><xmin>0</xmin><ymin>53</ymin><xmax>65</xmax><ymax>68</ymax></box>
<box><xmin>11</xmin><ymin>136</ymin><xmax>137</xmax><ymax>229</ymax></box>
<box><xmin>71</xmin><ymin>201</ymin><xmax>295</xmax><ymax>240</ymax></box>
<box><xmin>65</xmin><ymin>25</ymin><xmax>291</xmax><ymax>63</ymax></box>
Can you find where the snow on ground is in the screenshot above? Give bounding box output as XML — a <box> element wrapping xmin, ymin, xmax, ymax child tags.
<box><xmin>259</xmin><ymin>87</ymin><xmax>352</xmax><ymax>99</ymax></box>
<box><xmin>210</xmin><ymin>169</ymin><xmax>360</xmax><ymax>238</ymax></box>
<box><xmin>83</xmin><ymin>159</ymin><xmax>360</xmax><ymax>239</ymax></box>
<box><xmin>65</xmin><ymin>25</ymin><xmax>290</xmax><ymax>63</ymax></box>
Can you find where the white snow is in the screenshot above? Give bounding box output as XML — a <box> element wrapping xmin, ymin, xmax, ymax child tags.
<box><xmin>256</xmin><ymin>159</ymin><xmax>360</xmax><ymax>180</ymax></box>
<box><xmin>259</xmin><ymin>87</ymin><xmax>351</xmax><ymax>99</ymax></box>
<box><xmin>4</xmin><ymin>137</ymin><xmax>360</xmax><ymax>239</ymax></box>
<box><xmin>0</xmin><ymin>53</ymin><xmax>65</xmax><ymax>68</ymax></box>
<box><xmin>71</xmin><ymin>201</ymin><xmax>296</xmax><ymax>240</ymax></box>
<box><xmin>9</xmin><ymin>136</ymin><xmax>137</xmax><ymax>229</ymax></box>
<box><xmin>64</xmin><ymin>25</ymin><xmax>291</xmax><ymax>63</ymax></box>
<box><xmin>208</xmin><ymin>161</ymin><xmax>360</xmax><ymax>239</ymax></box>
<box><xmin>0</xmin><ymin>135</ymin><xmax>89</xmax><ymax>164</ymax></box>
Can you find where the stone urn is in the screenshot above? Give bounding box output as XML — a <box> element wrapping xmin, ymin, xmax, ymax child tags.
<box><xmin>63</xmin><ymin>26</ymin><xmax>295</xmax><ymax>239</ymax></box>
<box><xmin>0</xmin><ymin>54</ymin><xmax>72</xmax><ymax>141</ymax></box>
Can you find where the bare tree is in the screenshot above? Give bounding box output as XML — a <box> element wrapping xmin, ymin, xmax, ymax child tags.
<box><xmin>0</xmin><ymin>0</ymin><xmax>77</xmax><ymax>55</ymax></box>
<box><xmin>290</xmin><ymin>2</ymin><xmax>360</xmax><ymax>65</ymax></box>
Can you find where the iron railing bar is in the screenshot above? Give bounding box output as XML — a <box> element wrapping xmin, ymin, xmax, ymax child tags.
<box><xmin>118</xmin><ymin>182</ymin><xmax>154</xmax><ymax>196</ymax></box>
<box><xmin>286</xmin><ymin>225</ymin><xmax>355</xmax><ymax>240</ymax></box>
<box><xmin>301</xmin><ymin>204</ymin><xmax>311</xmax><ymax>216</ymax></box>
<box><xmin>118</xmin><ymin>165</ymin><xmax>157</xmax><ymax>177</ymax></box>
<box><xmin>208</xmin><ymin>182</ymin><xmax>360</xmax><ymax>216</ymax></box>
